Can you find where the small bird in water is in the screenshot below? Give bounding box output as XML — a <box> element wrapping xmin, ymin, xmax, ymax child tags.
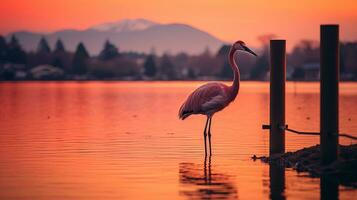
<box><xmin>178</xmin><ymin>41</ymin><xmax>257</xmax><ymax>156</ymax></box>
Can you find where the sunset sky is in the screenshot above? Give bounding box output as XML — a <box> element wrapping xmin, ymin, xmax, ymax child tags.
<box><xmin>1</xmin><ymin>0</ymin><xmax>357</xmax><ymax>50</ymax></box>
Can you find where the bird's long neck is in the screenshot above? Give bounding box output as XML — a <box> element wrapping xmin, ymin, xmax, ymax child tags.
<box><xmin>229</xmin><ymin>47</ymin><xmax>240</xmax><ymax>101</ymax></box>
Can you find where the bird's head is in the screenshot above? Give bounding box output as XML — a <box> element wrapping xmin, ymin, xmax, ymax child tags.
<box><xmin>233</xmin><ymin>40</ymin><xmax>257</xmax><ymax>56</ymax></box>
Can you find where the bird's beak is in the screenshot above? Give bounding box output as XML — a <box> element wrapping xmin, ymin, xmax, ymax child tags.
<box><xmin>243</xmin><ymin>46</ymin><xmax>257</xmax><ymax>56</ymax></box>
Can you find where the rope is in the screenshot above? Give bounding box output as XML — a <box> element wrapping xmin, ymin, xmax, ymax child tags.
<box><xmin>338</xmin><ymin>133</ymin><xmax>357</xmax><ymax>140</ymax></box>
<box><xmin>285</xmin><ymin>128</ymin><xmax>319</xmax><ymax>136</ymax></box>
<box><xmin>285</xmin><ymin>127</ymin><xmax>357</xmax><ymax>140</ymax></box>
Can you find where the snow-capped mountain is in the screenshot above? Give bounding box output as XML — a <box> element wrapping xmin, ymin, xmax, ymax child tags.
<box><xmin>8</xmin><ymin>19</ymin><xmax>225</xmax><ymax>55</ymax></box>
<box><xmin>89</xmin><ymin>18</ymin><xmax>159</xmax><ymax>32</ymax></box>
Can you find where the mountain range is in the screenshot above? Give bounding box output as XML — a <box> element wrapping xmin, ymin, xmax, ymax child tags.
<box><xmin>7</xmin><ymin>19</ymin><xmax>226</xmax><ymax>55</ymax></box>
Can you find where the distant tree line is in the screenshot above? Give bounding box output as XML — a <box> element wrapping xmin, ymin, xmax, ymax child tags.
<box><xmin>288</xmin><ymin>40</ymin><xmax>357</xmax><ymax>80</ymax></box>
<box><xmin>1</xmin><ymin>34</ymin><xmax>357</xmax><ymax>81</ymax></box>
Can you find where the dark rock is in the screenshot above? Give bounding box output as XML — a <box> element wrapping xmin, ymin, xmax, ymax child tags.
<box><xmin>252</xmin><ymin>144</ymin><xmax>357</xmax><ymax>187</ymax></box>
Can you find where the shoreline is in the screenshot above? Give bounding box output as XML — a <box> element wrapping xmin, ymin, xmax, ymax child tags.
<box><xmin>252</xmin><ymin>144</ymin><xmax>357</xmax><ymax>188</ymax></box>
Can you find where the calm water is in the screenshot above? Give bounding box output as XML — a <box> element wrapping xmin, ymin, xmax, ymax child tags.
<box><xmin>0</xmin><ymin>81</ymin><xmax>356</xmax><ymax>200</ymax></box>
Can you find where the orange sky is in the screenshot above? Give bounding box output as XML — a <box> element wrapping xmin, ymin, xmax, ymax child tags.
<box><xmin>1</xmin><ymin>0</ymin><xmax>357</xmax><ymax>49</ymax></box>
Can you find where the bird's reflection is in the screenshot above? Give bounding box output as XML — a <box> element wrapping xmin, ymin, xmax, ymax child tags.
<box><xmin>179</xmin><ymin>156</ymin><xmax>238</xmax><ymax>200</ymax></box>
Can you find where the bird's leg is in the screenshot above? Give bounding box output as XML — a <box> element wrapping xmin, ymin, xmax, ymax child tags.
<box><xmin>203</xmin><ymin>116</ymin><xmax>209</xmax><ymax>156</ymax></box>
<box><xmin>208</xmin><ymin>117</ymin><xmax>212</xmax><ymax>155</ymax></box>
<box><xmin>208</xmin><ymin>154</ymin><xmax>212</xmax><ymax>184</ymax></box>
<box><xmin>204</xmin><ymin>154</ymin><xmax>207</xmax><ymax>184</ymax></box>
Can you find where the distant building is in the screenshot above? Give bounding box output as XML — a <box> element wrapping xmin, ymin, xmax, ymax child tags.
<box><xmin>30</xmin><ymin>65</ymin><xmax>64</xmax><ymax>80</ymax></box>
<box><xmin>291</xmin><ymin>63</ymin><xmax>320</xmax><ymax>81</ymax></box>
<box><xmin>2</xmin><ymin>63</ymin><xmax>27</xmax><ymax>80</ymax></box>
<box><xmin>302</xmin><ymin>63</ymin><xmax>320</xmax><ymax>81</ymax></box>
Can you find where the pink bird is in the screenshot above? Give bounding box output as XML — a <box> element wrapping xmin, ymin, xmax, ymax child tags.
<box><xmin>178</xmin><ymin>41</ymin><xmax>257</xmax><ymax>155</ymax></box>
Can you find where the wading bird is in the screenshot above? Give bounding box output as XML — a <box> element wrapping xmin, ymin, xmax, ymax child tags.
<box><xmin>178</xmin><ymin>41</ymin><xmax>257</xmax><ymax>155</ymax></box>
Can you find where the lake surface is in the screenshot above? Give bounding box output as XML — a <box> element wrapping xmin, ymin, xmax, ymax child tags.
<box><xmin>0</xmin><ymin>81</ymin><xmax>356</xmax><ymax>200</ymax></box>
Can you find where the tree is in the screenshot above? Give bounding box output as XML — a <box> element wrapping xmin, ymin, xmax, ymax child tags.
<box><xmin>250</xmin><ymin>34</ymin><xmax>275</xmax><ymax>80</ymax></box>
<box><xmin>51</xmin><ymin>39</ymin><xmax>67</xmax><ymax>69</ymax></box>
<box><xmin>187</xmin><ymin>68</ymin><xmax>196</xmax><ymax>79</ymax></box>
<box><xmin>291</xmin><ymin>67</ymin><xmax>305</xmax><ymax>80</ymax></box>
<box><xmin>52</xmin><ymin>57</ymin><xmax>64</xmax><ymax>69</ymax></box>
<box><xmin>72</xmin><ymin>42</ymin><xmax>89</xmax><ymax>75</ymax></box>
<box><xmin>37</xmin><ymin>37</ymin><xmax>51</xmax><ymax>53</ymax></box>
<box><xmin>172</xmin><ymin>52</ymin><xmax>189</xmax><ymax>78</ymax></box>
<box><xmin>98</xmin><ymin>40</ymin><xmax>119</xmax><ymax>60</ymax></box>
<box><xmin>9</xmin><ymin>35</ymin><xmax>20</xmax><ymax>48</ymax></box>
<box><xmin>7</xmin><ymin>35</ymin><xmax>26</xmax><ymax>64</ymax></box>
<box><xmin>217</xmin><ymin>44</ymin><xmax>232</xmax><ymax>79</ymax></box>
<box><xmin>220</xmin><ymin>59</ymin><xmax>233</xmax><ymax>79</ymax></box>
<box><xmin>0</xmin><ymin>35</ymin><xmax>7</xmax><ymax>62</ymax></box>
<box><xmin>216</xmin><ymin>44</ymin><xmax>230</xmax><ymax>57</ymax></box>
<box><xmin>289</xmin><ymin>40</ymin><xmax>319</xmax><ymax>67</ymax></box>
<box><xmin>250</xmin><ymin>53</ymin><xmax>269</xmax><ymax>80</ymax></box>
<box><xmin>143</xmin><ymin>55</ymin><xmax>157</xmax><ymax>77</ymax></box>
<box><xmin>160</xmin><ymin>54</ymin><xmax>176</xmax><ymax>80</ymax></box>
<box><xmin>54</xmin><ymin>39</ymin><xmax>66</xmax><ymax>53</ymax></box>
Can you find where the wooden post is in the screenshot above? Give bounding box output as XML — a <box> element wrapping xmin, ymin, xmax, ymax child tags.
<box><xmin>320</xmin><ymin>25</ymin><xmax>339</xmax><ymax>165</ymax></box>
<box><xmin>269</xmin><ymin>163</ymin><xmax>286</xmax><ymax>200</ymax></box>
<box><xmin>320</xmin><ymin>175</ymin><xmax>339</xmax><ymax>200</ymax></box>
<box><xmin>269</xmin><ymin>40</ymin><xmax>286</xmax><ymax>155</ymax></box>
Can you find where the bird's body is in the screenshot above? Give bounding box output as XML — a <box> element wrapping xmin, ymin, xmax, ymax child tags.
<box><xmin>178</xmin><ymin>40</ymin><xmax>257</xmax><ymax>156</ymax></box>
<box><xmin>179</xmin><ymin>82</ymin><xmax>234</xmax><ymax>120</ymax></box>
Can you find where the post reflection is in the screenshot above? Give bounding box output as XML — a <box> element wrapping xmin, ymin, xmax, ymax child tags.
<box><xmin>320</xmin><ymin>175</ymin><xmax>339</xmax><ymax>200</ymax></box>
<box><xmin>269</xmin><ymin>163</ymin><xmax>286</xmax><ymax>200</ymax></box>
<box><xmin>179</xmin><ymin>156</ymin><xmax>238</xmax><ymax>200</ymax></box>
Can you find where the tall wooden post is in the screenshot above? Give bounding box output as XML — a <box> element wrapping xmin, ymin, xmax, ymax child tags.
<box><xmin>320</xmin><ymin>175</ymin><xmax>339</xmax><ymax>200</ymax></box>
<box><xmin>320</xmin><ymin>25</ymin><xmax>339</xmax><ymax>164</ymax></box>
<box><xmin>269</xmin><ymin>163</ymin><xmax>286</xmax><ymax>200</ymax></box>
<box><xmin>269</xmin><ymin>40</ymin><xmax>286</xmax><ymax>155</ymax></box>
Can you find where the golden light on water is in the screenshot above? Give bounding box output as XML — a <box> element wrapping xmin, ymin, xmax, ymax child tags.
<box><xmin>0</xmin><ymin>82</ymin><xmax>356</xmax><ymax>199</ymax></box>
